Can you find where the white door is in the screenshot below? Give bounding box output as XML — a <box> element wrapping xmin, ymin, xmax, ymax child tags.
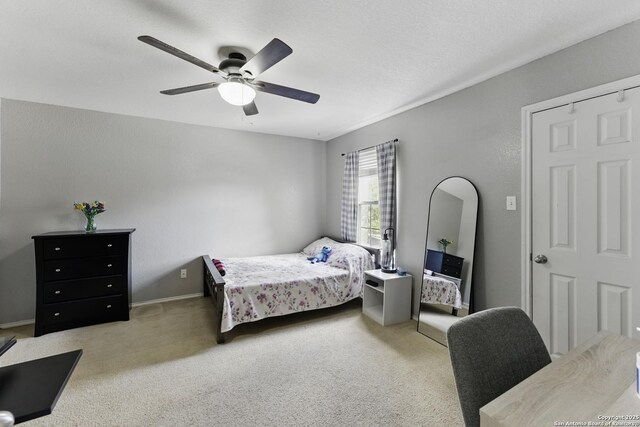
<box><xmin>532</xmin><ymin>87</ymin><xmax>640</xmax><ymax>356</ymax></box>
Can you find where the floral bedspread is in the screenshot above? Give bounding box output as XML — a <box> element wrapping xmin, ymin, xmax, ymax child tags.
<box><xmin>421</xmin><ymin>274</ymin><xmax>462</xmax><ymax>308</ymax></box>
<box><xmin>220</xmin><ymin>239</ymin><xmax>375</xmax><ymax>333</ymax></box>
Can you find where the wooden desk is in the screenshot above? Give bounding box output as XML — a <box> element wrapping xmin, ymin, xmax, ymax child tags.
<box><xmin>480</xmin><ymin>332</ymin><xmax>640</xmax><ymax>426</ymax></box>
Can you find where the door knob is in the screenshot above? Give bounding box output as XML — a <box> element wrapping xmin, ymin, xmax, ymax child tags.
<box><xmin>534</xmin><ymin>254</ymin><xmax>548</xmax><ymax>264</ymax></box>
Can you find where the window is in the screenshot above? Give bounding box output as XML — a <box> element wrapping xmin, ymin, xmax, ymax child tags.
<box><xmin>357</xmin><ymin>148</ymin><xmax>380</xmax><ymax>248</ymax></box>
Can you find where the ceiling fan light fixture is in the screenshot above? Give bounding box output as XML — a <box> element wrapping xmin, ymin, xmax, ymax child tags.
<box><xmin>218</xmin><ymin>80</ymin><xmax>256</xmax><ymax>106</ymax></box>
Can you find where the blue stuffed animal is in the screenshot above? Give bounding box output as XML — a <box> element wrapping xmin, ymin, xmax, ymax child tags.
<box><xmin>308</xmin><ymin>245</ymin><xmax>332</xmax><ymax>264</ymax></box>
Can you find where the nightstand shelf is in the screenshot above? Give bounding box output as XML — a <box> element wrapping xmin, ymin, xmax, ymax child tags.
<box><xmin>362</xmin><ymin>270</ymin><xmax>412</xmax><ymax>326</ymax></box>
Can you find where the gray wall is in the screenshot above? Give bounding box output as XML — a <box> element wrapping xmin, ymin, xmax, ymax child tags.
<box><xmin>0</xmin><ymin>100</ymin><xmax>325</xmax><ymax>324</ymax></box>
<box><xmin>3</xmin><ymin>20</ymin><xmax>640</xmax><ymax>325</ymax></box>
<box><xmin>325</xmin><ymin>20</ymin><xmax>640</xmax><ymax>314</ymax></box>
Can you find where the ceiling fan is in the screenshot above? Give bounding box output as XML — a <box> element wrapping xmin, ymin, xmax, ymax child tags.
<box><xmin>138</xmin><ymin>35</ymin><xmax>320</xmax><ymax>116</ymax></box>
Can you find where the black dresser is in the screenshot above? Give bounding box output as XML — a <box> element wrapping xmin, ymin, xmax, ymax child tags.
<box><xmin>32</xmin><ymin>229</ymin><xmax>135</xmax><ymax>336</ymax></box>
<box><xmin>425</xmin><ymin>250</ymin><xmax>464</xmax><ymax>278</ymax></box>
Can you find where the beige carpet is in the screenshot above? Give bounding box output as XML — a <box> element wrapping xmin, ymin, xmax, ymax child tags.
<box><xmin>0</xmin><ymin>298</ymin><xmax>463</xmax><ymax>426</ymax></box>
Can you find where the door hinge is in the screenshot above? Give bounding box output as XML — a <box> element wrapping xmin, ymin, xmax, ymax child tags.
<box><xmin>529</xmin><ymin>253</ymin><xmax>532</xmax><ymax>261</ymax></box>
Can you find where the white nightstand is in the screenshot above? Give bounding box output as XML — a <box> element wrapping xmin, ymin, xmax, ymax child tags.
<box><xmin>362</xmin><ymin>269</ymin><xmax>412</xmax><ymax>326</ymax></box>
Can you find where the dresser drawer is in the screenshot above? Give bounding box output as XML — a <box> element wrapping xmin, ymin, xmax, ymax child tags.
<box><xmin>44</xmin><ymin>256</ymin><xmax>123</xmax><ymax>281</ymax></box>
<box><xmin>441</xmin><ymin>265</ymin><xmax>462</xmax><ymax>278</ymax></box>
<box><xmin>442</xmin><ymin>254</ymin><xmax>463</xmax><ymax>268</ymax></box>
<box><xmin>41</xmin><ymin>295</ymin><xmax>124</xmax><ymax>325</ymax></box>
<box><xmin>43</xmin><ymin>275</ymin><xmax>124</xmax><ymax>303</ymax></box>
<box><xmin>43</xmin><ymin>235</ymin><xmax>128</xmax><ymax>260</ymax></box>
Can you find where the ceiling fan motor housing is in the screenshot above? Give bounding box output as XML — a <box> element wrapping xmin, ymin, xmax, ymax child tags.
<box><xmin>219</xmin><ymin>52</ymin><xmax>249</xmax><ymax>76</ymax></box>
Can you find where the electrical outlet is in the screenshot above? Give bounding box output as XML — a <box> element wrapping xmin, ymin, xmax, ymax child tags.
<box><xmin>506</xmin><ymin>196</ymin><xmax>517</xmax><ymax>211</ymax></box>
<box><xmin>180</xmin><ymin>269</ymin><xmax>187</xmax><ymax>279</ymax></box>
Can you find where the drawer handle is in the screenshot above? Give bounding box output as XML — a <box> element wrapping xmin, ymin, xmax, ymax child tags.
<box><xmin>107</xmin><ymin>284</ymin><xmax>113</xmax><ymax>288</ymax></box>
<box><xmin>54</xmin><ymin>312</ymin><xmax>60</xmax><ymax>317</ymax></box>
<box><xmin>54</xmin><ymin>290</ymin><xmax>61</xmax><ymax>294</ymax></box>
<box><xmin>55</xmin><ymin>268</ymin><xmax>61</xmax><ymax>272</ymax></box>
<box><xmin>107</xmin><ymin>243</ymin><xmax>113</xmax><ymax>248</ymax></box>
<box><xmin>107</xmin><ymin>264</ymin><xmax>113</xmax><ymax>268</ymax></box>
<box><xmin>106</xmin><ymin>304</ymin><xmax>112</xmax><ymax>309</ymax></box>
<box><xmin>54</xmin><ymin>247</ymin><xmax>61</xmax><ymax>251</ymax></box>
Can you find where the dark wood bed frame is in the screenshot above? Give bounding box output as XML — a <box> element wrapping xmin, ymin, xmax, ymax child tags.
<box><xmin>202</xmin><ymin>238</ymin><xmax>379</xmax><ymax>344</ymax></box>
<box><xmin>202</xmin><ymin>254</ymin><xmax>227</xmax><ymax>344</ymax></box>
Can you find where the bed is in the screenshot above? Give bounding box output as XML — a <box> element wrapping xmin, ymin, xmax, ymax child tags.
<box><xmin>202</xmin><ymin>237</ymin><xmax>376</xmax><ymax>343</ymax></box>
<box><xmin>421</xmin><ymin>272</ymin><xmax>462</xmax><ymax>309</ymax></box>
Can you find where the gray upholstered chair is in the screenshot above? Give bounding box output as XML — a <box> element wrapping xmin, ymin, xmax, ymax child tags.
<box><xmin>446</xmin><ymin>307</ymin><xmax>551</xmax><ymax>427</ymax></box>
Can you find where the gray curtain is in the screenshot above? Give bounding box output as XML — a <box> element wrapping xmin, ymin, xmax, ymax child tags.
<box><xmin>376</xmin><ymin>140</ymin><xmax>396</xmax><ymax>245</ymax></box>
<box><xmin>340</xmin><ymin>152</ymin><xmax>359</xmax><ymax>242</ymax></box>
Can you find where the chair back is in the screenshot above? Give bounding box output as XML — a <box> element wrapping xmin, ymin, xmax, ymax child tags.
<box><xmin>446</xmin><ymin>307</ymin><xmax>551</xmax><ymax>427</ymax></box>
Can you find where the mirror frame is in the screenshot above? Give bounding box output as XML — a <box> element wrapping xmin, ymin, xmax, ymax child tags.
<box><xmin>417</xmin><ymin>176</ymin><xmax>479</xmax><ymax>343</ymax></box>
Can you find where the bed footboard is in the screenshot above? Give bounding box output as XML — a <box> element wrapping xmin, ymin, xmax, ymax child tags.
<box><xmin>202</xmin><ymin>255</ymin><xmax>227</xmax><ymax>344</ymax></box>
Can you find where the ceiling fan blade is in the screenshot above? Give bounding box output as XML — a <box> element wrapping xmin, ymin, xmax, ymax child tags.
<box><xmin>160</xmin><ymin>82</ymin><xmax>219</xmax><ymax>95</ymax></box>
<box><xmin>240</xmin><ymin>38</ymin><xmax>292</xmax><ymax>77</ymax></box>
<box><xmin>138</xmin><ymin>35</ymin><xmax>223</xmax><ymax>75</ymax></box>
<box><xmin>252</xmin><ymin>81</ymin><xmax>320</xmax><ymax>104</ymax></box>
<box><xmin>243</xmin><ymin>101</ymin><xmax>259</xmax><ymax>116</ymax></box>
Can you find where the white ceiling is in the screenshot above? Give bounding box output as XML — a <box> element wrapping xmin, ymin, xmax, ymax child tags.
<box><xmin>1</xmin><ymin>1</ymin><xmax>640</xmax><ymax>141</ymax></box>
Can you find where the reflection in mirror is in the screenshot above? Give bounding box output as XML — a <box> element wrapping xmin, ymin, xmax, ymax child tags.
<box><xmin>417</xmin><ymin>177</ymin><xmax>478</xmax><ymax>346</ymax></box>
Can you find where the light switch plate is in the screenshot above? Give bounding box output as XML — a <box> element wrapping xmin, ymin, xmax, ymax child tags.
<box><xmin>506</xmin><ymin>196</ymin><xmax>517</xmax><ymax>211</ymax></box>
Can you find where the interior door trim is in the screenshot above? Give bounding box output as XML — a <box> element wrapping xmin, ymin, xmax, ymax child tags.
<box><xmin>520</xmin><ymin>73</ymin><xmax>640</xmax><ymax>317</ymax></box>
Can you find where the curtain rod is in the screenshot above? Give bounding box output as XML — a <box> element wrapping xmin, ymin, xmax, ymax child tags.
<box><xmin>341</xmin><ymin>138</ymin><xmax>398</xmax><ymax>156</ymax></box>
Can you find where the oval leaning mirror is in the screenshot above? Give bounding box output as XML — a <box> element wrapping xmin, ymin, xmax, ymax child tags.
<box><xmin>417</xmin><ymin>176</ymin><xmax>478</xmax><ymax>346</ymax></box>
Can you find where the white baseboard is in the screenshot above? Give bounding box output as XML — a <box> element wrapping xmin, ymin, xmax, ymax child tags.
<box><xmin>131</xmin><ymin>292</ymin><xmax>204</xmax><ymax>308</ymax></box>
<box><xmin>0</xmin><ymin>293</ymin><xmax>205</xmax><ymax>328</ymax></box>
<box><xmin>0</xmin><ymin>318</ymin><xmax>35</xmax><ymax>329</ymax></box>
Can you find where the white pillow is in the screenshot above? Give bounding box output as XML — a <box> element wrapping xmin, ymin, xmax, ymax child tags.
<box><xmin>326</xmin><ymin>241</ymin><xmax>376</xmax><ymax>271</ymax></box>
<box><xmin>301</xmin><ymin>237</ymin><xmax>338</xmax><ymax>256</ymax></box>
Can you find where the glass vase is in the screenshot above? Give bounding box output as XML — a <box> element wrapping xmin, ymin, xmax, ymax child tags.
<box><xmin>381</xmin><ymin>235</ymin><xmax>396</xmax><ymax>273</ymax></box>
<box><xmin>85</xmin><ymin>214</ymin><xmax>97</xmax><ymax>233</ymax></box>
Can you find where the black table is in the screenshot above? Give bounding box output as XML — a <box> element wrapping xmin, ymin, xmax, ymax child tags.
<box><xmin>0</xmin><ymin>341</ymin><xmax>81</xmax><ymax>424</ymax></box>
